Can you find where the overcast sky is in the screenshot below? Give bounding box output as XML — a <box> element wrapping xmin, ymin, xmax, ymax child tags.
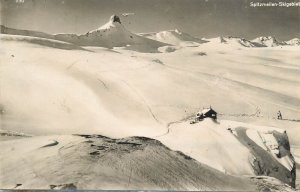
<box><xmin>1</xmin><ymin>0</ymin><xmax>299</xmax><ymax>40</ymax></box>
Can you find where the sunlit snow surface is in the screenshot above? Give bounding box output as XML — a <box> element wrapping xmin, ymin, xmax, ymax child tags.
<box><xmin>0</xmin><ymin>20</ymin><xmax>300</xmax><ymax>190</ymax></box>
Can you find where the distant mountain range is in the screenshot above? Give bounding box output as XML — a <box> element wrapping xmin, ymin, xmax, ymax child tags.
<box><xmin>1</xmin><ymin>15</ymin><xmax>299</xmax><ymax>50</ymax></box>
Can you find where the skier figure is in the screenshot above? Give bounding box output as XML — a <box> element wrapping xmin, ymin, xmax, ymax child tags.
<box><xmin>277</xmin><ymin>110</ymin><xmax>282</xmax><ymax>120</ymax></box>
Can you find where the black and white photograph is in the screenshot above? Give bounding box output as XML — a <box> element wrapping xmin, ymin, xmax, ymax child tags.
<box><xmin>0</xmin><ymin>0</ymin><xmax>299</xmax><ymax>191</ymax></box>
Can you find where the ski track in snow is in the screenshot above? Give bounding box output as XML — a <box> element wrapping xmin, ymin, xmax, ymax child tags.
<box><xmin>97</xmin><ymin>78</ymin><xmax>109</xmax><ymax>90</ymax></box>
<box><xmin>119</xmin><ymin>79</ymin><xmax>161</xmax><ymax>124</ymax></box>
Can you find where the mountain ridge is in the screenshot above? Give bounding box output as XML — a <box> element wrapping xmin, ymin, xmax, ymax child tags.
<box><xmin>1</xmin><ymin>15</ymin><xmax>299</xmax><ymax>49</ymax></box>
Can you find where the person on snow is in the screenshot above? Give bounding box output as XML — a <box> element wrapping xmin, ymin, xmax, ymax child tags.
<box><xmin>277</xmin><ymin>110</ymin><xmax>282</xmax><ymax>120</ymax></box>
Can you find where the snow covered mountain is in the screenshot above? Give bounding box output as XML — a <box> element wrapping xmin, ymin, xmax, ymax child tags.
<box><xmin>54</xmin><ymin>15</ymin><xmax>167</xmax><ymax>52</ymax></box>
<box><xmin>140</xmin><ymin>29</ymin><xmax>207</xmax><ymax>46</ymax></box>
<box><xmin>1</xmin><ymin>21</ymin><xmax>299</xmax><ymax>50</ymax></box>
<box><xmin>284</xmin><ymin>38</ymin><xmax>300</xmax><ymax>46</ymax></box>
<box><xmin>0</xmin><ymin>15</ymin><xmax>167</xmax><ymax>53</ymax></box>
<box><xmin>251</xmin><ymin>36</ymin><xmax>284</xmax><ymax>47</ymax></box>
<box><xmin>202</xmin><ymin>36</ymin><xmax>300</xmax><ymax>48</ymax></box>
<box><xmin>204</xmin><ymin>36</ymin><xmax>257</xmax><ymax>47</ymax></box>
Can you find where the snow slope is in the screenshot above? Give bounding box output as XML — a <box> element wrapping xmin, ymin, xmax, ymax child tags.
<box><xmin>0</xmin><ymin>34</ymin><xmax>167</xmax><ymax>137</ymax></box>
<box><xmin>0</xmin><ymin>34</ymin><xmax>85</xmax><ymax>51</ymax></box>
<box><xmin>0</xmin><ymin>134</ymin><xmax>256</xmax><ymax>190</ymax></box>
<box><xmin>0</xmin><ymin>25</ymin><xmax>53</xmax><ymax>40</ymax></box>
<box><xmin>159</xmin><ymin>118</ymin><xmax>296</xmax><ymax>187</ymax></box>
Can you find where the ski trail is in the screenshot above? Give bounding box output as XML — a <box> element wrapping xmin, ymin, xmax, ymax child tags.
<box><xmin>119</xmin><ymin>79</ymin><xmax>161</xmax><ymax>124</ymax></box>
<box><xmin>65</xmin><ymin>60</ymin><xmax>79</xmax><ymax>70</ymax></box>
<box><xmin>155</xmin><ymin>114</ymin><xmax>194</xmax><ymax>138</ymax></box>
<box><xmin>97</xmin><ymin>78</ymin><xmax>108</xmax><ymax>90</ymax></box>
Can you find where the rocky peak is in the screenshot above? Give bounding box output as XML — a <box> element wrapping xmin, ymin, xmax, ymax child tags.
<box><xmin>110</xmin><ymin>15</ymin><xmax>121</xmax><ymax>24</ymax></box>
